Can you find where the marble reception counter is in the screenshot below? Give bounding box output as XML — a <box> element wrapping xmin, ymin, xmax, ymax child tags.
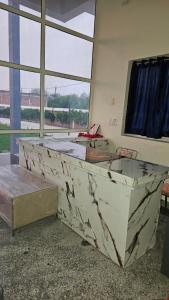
<box><xmin>18</xmin><ymin>137</ymin><xmax>168</xmax><ymax>267</ymax></box>
<box><xmin>19</xmin><ymin>135</ymin><xmax>115</xmax><ymax>152</ymax></box>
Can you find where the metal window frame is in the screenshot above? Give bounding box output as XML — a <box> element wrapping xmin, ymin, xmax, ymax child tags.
<box><xmin>0</xmin><ymin>0</ymin><xmax>96</xmax><ymax>136</ymax></box>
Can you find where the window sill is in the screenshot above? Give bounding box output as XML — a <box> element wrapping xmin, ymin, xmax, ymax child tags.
<box><xmin>122</xmin><ymin>133</ymin><xmax>169</xmax><ymax>144</ymax></box>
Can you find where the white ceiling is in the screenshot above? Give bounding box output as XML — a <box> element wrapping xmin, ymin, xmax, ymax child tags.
<box><xmin>21</xmin><ymin>0</ymin><xmax>95</xmax><ymax>21</ymax></box>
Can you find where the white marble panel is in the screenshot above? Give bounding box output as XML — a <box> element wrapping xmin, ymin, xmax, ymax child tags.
<box><xmin>125</xmin><ymin>178</ymin><xmax>163</xmax><ymax>266</ymax></box>
<box><xmin>18</xmin><ymin>139</ymin><xmax>168</xmax><ymax>268</ymax></box>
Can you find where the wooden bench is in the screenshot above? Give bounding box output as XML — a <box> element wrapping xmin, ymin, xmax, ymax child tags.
<box><xmin>0</xmin><ymin>165</ymin><xmax>58</xmax><ymax>233</ymax></box>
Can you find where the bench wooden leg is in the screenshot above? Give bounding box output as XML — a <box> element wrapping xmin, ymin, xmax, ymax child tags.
<box><xmin>11</xmin><ymin>229</ymin><xmax>15</xmax><ymax>237</ymax></box>
<box><xmin>0</xmin><ymin>285</ymin><xmax>4</xmax><ymax>300</ymax></box>
<box><xmin>165</xmin><ymin>195</ymin><xmax>168</xmax><ymax>209</ymax></box>
<box><xmin>161</xmin><ymin>195</ymin><xmax>169</xmax><ymax>216</ymax></box>
<box><xmin>161</xmin><ymin>218</ymin><xmax>169</xmax><ymax>278</ymax></box>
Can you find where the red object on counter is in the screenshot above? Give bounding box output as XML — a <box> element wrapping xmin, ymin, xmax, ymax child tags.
<box><xmin>78</xmin><ymin>124</ymin><xmax>103</xmax><ymax>138</ymax></box>
<box><xmin>78</xmin><ymin>133</ymin><xmax>103</xmax><ymax>138</ymax></box>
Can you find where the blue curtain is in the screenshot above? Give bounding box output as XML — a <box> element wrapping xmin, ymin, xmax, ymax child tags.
<box><xmin>125</xmin><ymin>58</ymin><xmax>169</xmax><ymax>138</ymax></box>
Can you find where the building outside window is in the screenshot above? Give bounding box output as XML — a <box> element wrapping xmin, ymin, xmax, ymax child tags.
<box><xmin>0</xmin><ymin>0</ymin><xmax>96</xmax><ymax>153</ymax></box>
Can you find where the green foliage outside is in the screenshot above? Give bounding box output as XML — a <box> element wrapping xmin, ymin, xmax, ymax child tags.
<box><xmin>21</xmin><ymin>109</ymin><xmax>40</xmax><ymax>121</ymax></box>
<box><xmin>47</xmin><ymin>93</ymin><xmax>89</xmax><ymax>109</ymax></box>
<box><xmin>0</xmin><ymin>124</ymin><xmax>10</xmax><ymax>152</ymax></box>
<box><xmin>0</xmin><ymin>124</ymin><xmax>39</xmax><ymax>153</ymax></box>
<box><xmin>46</xmin><ymin>93</ymin><xmax>89</xmax><ymax>126</ymax></box>
<box><xmin>45</xmin><ymin>111</ymin><xmax>56</xmax><ymax>124</ymax></box>
<box><xmin>0</xmin><ymin>106</ymin><xmax>88</xmax><ymax>127</ymax></box>
<box><xmin>1</xmin><ymin>107</ymin><xmax>10</xmax><ymax>118</ymax></box>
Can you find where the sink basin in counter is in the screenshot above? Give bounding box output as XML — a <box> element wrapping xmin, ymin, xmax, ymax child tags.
<box><xmin>95</xmin><ymin>158</ymin><xmax>169</xmax><ymax>180</ymax></box>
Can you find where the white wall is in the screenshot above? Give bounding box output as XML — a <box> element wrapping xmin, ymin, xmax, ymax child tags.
<box><xmin>91</xmin><ymin>0</ymin><xmax>169</xmax><ymax>166</ymax></box>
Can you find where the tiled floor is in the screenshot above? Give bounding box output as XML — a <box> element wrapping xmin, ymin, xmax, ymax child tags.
<box><xmin>0</xmin><ymin>153</ymin><xmax>169</xmax><ymax>299</ymax></box>
<box><xmin>0</xmin><ymin>215</ymin><xmax>169</xmax><ymax>300</ymax></box>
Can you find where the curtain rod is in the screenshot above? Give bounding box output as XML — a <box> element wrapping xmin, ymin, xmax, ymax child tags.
<box><xmin>135</xmin><ymin>56</ymin><xmax>169</xmax><ymax>65</ymax></box>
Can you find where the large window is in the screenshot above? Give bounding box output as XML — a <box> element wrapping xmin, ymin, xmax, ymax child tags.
<box><xmin>124</xmin><ymin>56</ymin><xmax>169</xmax><ymax>140</ymax></box>
<box><xmin>0</xmin><ymin>66</ymin><xmax>40</xmax><ymax>130</ymax></box>
<box><xmin>45</xmin><ymin>76</ymin><xmax>90</xmax><ymax>129</ymax></box>
<box><xmin>0</xmin><ymin>0</ymin><xmax>96</xmax><ymax>152</ymax></box>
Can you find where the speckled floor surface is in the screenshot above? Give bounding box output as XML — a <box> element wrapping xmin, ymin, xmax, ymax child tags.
<box><xmin>0</xmin><ymin>215</ymin><xmax>169</xmax><ymax>300</ymax></box>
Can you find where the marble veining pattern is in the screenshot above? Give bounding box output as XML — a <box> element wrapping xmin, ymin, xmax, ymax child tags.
<box><xmin>18</xmin><ymin>138</ymin><xmax>168</xmax><ymax>267</ymax></box>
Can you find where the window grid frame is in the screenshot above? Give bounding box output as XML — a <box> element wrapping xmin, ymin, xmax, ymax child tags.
<box><xmin>0</xmin><ymin>0</ymin><xmax>95</xmax><ymax>135</ymax></box>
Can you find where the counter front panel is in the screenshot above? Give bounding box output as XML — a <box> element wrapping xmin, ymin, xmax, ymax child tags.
<box><xmin>18</xmin><ymin>138</ymin><xmax>168</xmax><ymax>267</ymax></box>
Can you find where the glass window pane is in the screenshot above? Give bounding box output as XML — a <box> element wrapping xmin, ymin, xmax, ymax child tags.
<box><xmin>0</xmin><ymin>9</ymin><xmax>40</xmax><ymax>68</ymax></box>
<box><xmin>46</xmin><ymin>26</ymin><xmax>93</xmax><ymax>78</ymax></box>
<box><xmin>45</xmin><ymin>75</ymin><xmax>90</xmax><ymax>129</ymax></box>
<box><xmin>0</xmin><ymin>0</ymin><xmax>41</xmax><ymax>17</ymax></box>
<box><xmin>0</xmin><ymin>133</ymin><xmax>10</xmax><ymax>153</ymax></box>
<box><xmin>0</xmin><ymin>66</ymin><xmax>40</xmax><ymax>130</ymax></box>
<box><xmin>46</xmin><ymin>0</ymin><xmax>95</xmax><ymax>37</ymax></box>
<box><xmin>0</xmin><ymin>133</ymin><xmax>39</xmax><ymax>156</ymax></box>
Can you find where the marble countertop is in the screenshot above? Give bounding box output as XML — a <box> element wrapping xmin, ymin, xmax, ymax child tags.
<box><xmin>17</xmin><ymin>136</ymin><xmax>108</xmax><ymax>143</ymax></box>
<box><xmin>18</xmin><ymin>138</ymin><xmax>169</xmax><ymax>181</ymax></box>
<box><xmin>19</xmin><ymin>139</ymin><xmax>119</xmax><ymax>163</ymax></box>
